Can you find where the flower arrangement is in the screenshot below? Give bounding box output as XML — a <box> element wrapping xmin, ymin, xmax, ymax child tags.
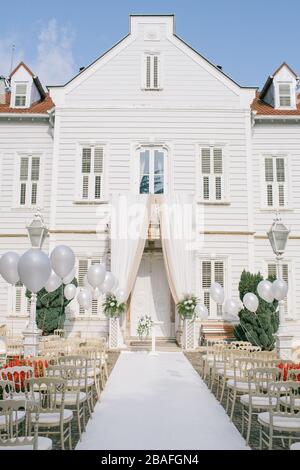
<box><xmin>103</xmin><ymin>294</ymin><xmax>126</xmax><ymax>318</ymax></box>
<box><xmin>177</xmin><ymin>295</ymin><xmax>199</xmax><ymax>320</ymax></box>
<box><xmin>0</xmin><ymin>356</ymin><xmax>48</xmax><ymax>392</ymax></box>
<box><xmin>137</xmin><ymin>315</ymin><xmax>154</xmax><ymax>340</ymax></box>
<box><xmin>278</xmin><ymin>362</ymin><xmax>300</xmax><ymax>381</ymax></box>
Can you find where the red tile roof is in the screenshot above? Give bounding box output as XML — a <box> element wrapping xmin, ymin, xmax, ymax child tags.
<box><xmin>251</xmin><ymin>91</ymin><xmax>300</xmax><ymax>116</ymax></box>
<box><xmin>0</xmin><ymin>93</ymin><xmax>54</xmax><ymax>114</ymax></box>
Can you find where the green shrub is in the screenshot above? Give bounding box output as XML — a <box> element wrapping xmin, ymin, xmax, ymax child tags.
<box><xmin>26</xmin><ymin>278</ymin><xmax>78</xmax><ymax>335</ymax></box>
<box><xmin>234</xmin><ymin>270</ymin><xmax>279</xmax><ymax>350</ymax></box>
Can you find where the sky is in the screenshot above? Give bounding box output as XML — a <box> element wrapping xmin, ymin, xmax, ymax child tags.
<box><xmin>0</xmin><ymin>0</ymin><xmax>299</xmax><ymax>88</ymax></box>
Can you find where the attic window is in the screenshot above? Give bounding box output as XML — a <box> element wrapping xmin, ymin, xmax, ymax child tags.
<box><xmin>15</xmin><ymin>83</ymin><xmax>27</xmax><ymax>107</ymax></box>
<box><xmin>278</xmin><ymin>83</ymin><xmax>291</xmax><ymax>107</ymax></box>
<box><xmin>144</xmin><ymin>54</ymin><xmax>160</xmax><ymax>90</ymax></box>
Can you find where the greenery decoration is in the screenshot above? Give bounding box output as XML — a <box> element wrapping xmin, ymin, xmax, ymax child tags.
<box><xmin>234</xmin><ymin>270</ymin><xmax>279</xmax><ymax>350</ymax></box>
<box><xmin>177</xmin><ymin>294</ymin><xmax>199</xmax><ymax>320</ymax></box>
<box><xmin>103</xmin><ymin>294</ymin><xmax>126</xmax><ymax>318</ymax></box>
<box><xmin>26</xmin><ymin>278</ymin><xmax>78</xmax><ymax>336</ymax></box>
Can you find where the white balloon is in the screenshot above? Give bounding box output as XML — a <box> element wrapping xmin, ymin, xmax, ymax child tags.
<box><xmin>272</xmin><ymin>279</ymin><xmax>288</xmax><ymax>301</ymax></box>
<box><xmin>112</xmin><ymin>277</ymin><xmax>119</xmax><ymax>293</ymax></box>
<box><xmin>224</xmin><ymin>298</ymin><xmax>241</xmax><ymax>316</ymax></box>
<box><xmin>44</xmin><ymin>270</ymin><xmax>62</xmax><ymax>293</ymax></box>
<box><xmin>93</xmin><ymin>287</ymin><xmax>102</xmax><ymax>300</ymax></box>
<box><xmin>0</xmin><ymin>252</ymin><xmax>20</xmax><ymax>285</ymax></box>
<box><xmin>83</xmin><ymin>274</ymin><xmax>92</xmax><ymax>290</ymax></box>
<box><xmin>87</xmin><ymin>264</ymin><xmax>106</xmax><ymax>288</ymax></box>
<box><xmin>63</xmin><ymin>267</ymin><xmax>76</xmax><ymax>285</ymax></box>
<box><xmin>223</xmin><ymin>312</ymin><xmax>240</xmax><ymax>324</ymax></box>
<box><xmin>210</xmin><ymin>282</ymin><xmax>225</xmax><ymax>304</ymax></box>
<box><xmin>257</xmin><ymin>280</ymin><xmax>274</xmax><ymax>303</ymax></box>
<box><xmin>64</xmin><ymin>283</ymin><xmax>77</xmax><ymax>301</ymax></box>
<box><xmin>77</xmin><ymin>288</ymin><xmax>92</xmax><ymax>310</ymax></box>
<box><xmin>243</xmin><ymin>292</ymin><xmax>259</xmax><ymax>313</ymax></box>
<box><xmin>101</xmin><ymin>271</ymin><xmax>115</xmax><ymax>293</ymax></box>
<box><xmin>18</xmin><ymin>249</ymin><xmax>51</xmax><ymax>294</ymax></box>
<box><xmin>115</xmin><ymin>288</ymin><xmax>126</xmax><ymax>303</ymax></box>
<box><xmin>195</xmin><ymin>303</ymin><xmax>209</xmax><ymax>320</ymax></box>
<box><xmin>50</xmin><ymin>245</ymin><xmax>75</xmax><ymax>279</ymax></box>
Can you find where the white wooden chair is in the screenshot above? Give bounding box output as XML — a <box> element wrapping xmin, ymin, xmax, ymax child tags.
<box><xmin>258</xmin><ymin>381</ymin><xmax>300</xmax><ymax>450</ymax></box>
<box><xmin>47</xmin><ymin>364</ymin><xmax>88</xmax><ymax>440</ymax></box>
<box><xmin>0</xmin><ymin>399</ymin><xmax>52</xmax><ymax>450</ymax></box>
<box><xmin>240</xmin><ymin>367</ymin><xmax>280</xmax><ymax>445</ymax></box>
<box><xmin>25</xmin><ymin>376</ymin><xmax>73</xmax><ymax>450</ymax></box>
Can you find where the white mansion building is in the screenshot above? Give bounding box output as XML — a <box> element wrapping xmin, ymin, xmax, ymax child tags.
<box><xmin>0</xmin><ymin>15</ymin><xmax>300</xmax><ymax>349</ymax></box>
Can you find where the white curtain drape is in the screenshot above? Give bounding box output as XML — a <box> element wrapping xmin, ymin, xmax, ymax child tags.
<box><xmin>110</xmin><ymin>193</ymin><xmax>151</xmax><ymax>302</ymax></box>
<box><xmin>158</xmin><ymin>193</ymin><xmax>196</xmax><ymax>305</ymax></box>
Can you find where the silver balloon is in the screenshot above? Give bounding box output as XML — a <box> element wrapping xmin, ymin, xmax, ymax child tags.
<box><xmin>243</xmin><ymin>292</ymin><xmax>259</xmax><ymax>313</ymax></box>
<box><xmin>257</xmin><ymin>280</ymin><xmax>274</xmax><ymax>303</ymax></box>
<box><xmin>102</xmin><ymin>271</ymin><xmax>116</xmax><ymax>293</ymax></box>
<box><xmin>87</xmin><ymin>264</ymin><xmax>106</xmax><ymax>289</ymax></box>
<box><xmin>195</xmin><ymin>303</ymin><xmax>209</xmax><ymax>320</ymax></box>
<box><xmin>115</xmin><ymin>288</ymin><xmax>126</xmax><ymax>303</ymax></box>
<box><xmin>224</xmin><ymin>298</ymin><xmax>241</xmax><ymax>316</ymax></box>
<box><xmin>272</xmin><ymin>279</ymin><xmax>288</xmax><ymax>301</ymax></box>
<box><xmin>18</xmin><ymin>249</ymin><xmax>51</xmax><ymax>293</ymax></box>
<box><xmin>0</xmin><ymin>251</ymin><xmax>20</xmax><ymax>285</ymax></box>
<box><xmin>44</xmin><ymin>270</ymin><xmax>62</xmax><ymax>293</ymax></box>
<box><xmin>77</xmin><ymin>288</ymin><xmax>92</xmax><ymax>310</ymax></box>
<box><xmin>64</xmin><ymin>283</ymin><xmax>77</xmax><ymax>301</ymax></box>
<box><xmin>63</xmin><ymin>267</ymin><xmax>76</xmax><ymax>285</ymax></box>
<box><xmin>50</xmin><ymin>245</ymin><xmax>75</xmax><ymax>279</ymax></box>
<box><xmin>209</xmin><ymin>282</ymin><xmax>225</xmax><ymax>304</ymax></box>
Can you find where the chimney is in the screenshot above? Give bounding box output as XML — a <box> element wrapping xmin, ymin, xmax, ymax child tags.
<box><xmin>0</xmin><ymin>77</ymin><xmax>6</xmax><ymax>104</ymax></box>
<box><xmin>217</xmin><ymin>65</ymin><xmax>223</xmax><ymax>71</ymax></box>
<box><xmin>79</xmin><ymin>66</ymin><xmax>85</xmax><ymax>72</ymax></box>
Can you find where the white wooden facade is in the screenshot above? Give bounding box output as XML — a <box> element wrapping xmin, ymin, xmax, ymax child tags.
<box><xmin>0</xmin><ymin>15</ymin><xmax>300</xmax><ymax>347</ymax></box>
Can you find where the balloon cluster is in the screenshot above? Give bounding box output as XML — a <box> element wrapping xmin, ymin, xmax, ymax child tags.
<box><xmin>208</xmin><ymin>277</ymin><xmax>289</xmax><ymax>325</ymax></box>
<box><xmin>0</xmin><ymin>246</ymin><xmax>125</xmax><ymax>313</ymax></box>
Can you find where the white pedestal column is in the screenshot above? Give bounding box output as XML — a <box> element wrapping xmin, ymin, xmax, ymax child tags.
<box><xmin>108</xmin><ymin>317</ymin><xmax>125</xmax><ymax>350</ymax></box>
<box><xmin>23</xmin><ymin>293</ymin><xmax>42</xmax><ymax>357</ymax></box>
<box><xmin>183</xmin><ymin>319</ymin><xmax>196</xmax><ymax>350</ymax></box>
<box><xmin>148</xmin><ymin>321</ymin><xmax>163</xmax><ymax>357</ymax></box>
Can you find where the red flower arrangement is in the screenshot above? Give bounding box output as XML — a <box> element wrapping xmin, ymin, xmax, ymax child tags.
<box><xmin>278</xmin><ymin>362</ymin><xmax>300</xmax><ymax>381</ymax></box>
<box><xmin>0</xmin><ymin>356</ymin><xmax>48</xmax><ymax>392</ymax></box>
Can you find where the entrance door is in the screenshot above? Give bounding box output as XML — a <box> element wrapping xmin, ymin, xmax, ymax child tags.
<box><xmin>130</xmin><ymin>253</ymin><xmax>172</xmax><ymax>338</ymax></box>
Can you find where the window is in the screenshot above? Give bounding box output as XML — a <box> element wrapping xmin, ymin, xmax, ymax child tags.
<box><xmin>10</xmin><ymin>281</ymin><xmax>30</xmax><ymax>316</ymax></box>
<box><xmin>267</xmin><ymin>263</ymin><xmax>290</xmax><ymax>316</ymax></box>
<box><xmin>264</xmin><ymin>156</ymin><xmax>287</xmax><ymax>208</ymax></box>
<box><xmin>77</xmin><ymin>258</ymin><xmax>102</xmax><ymax>316</ymax></box>
<box><xmin>14</xmin><ymin>83</ymin><xmax>27</xmax><ymax>107</ymax></box>
<box><xmin>139</xmin><ymin>148</ymin><xmax>165</xmax><ymax>194</ymax></box>
<box><xmin>144</xmin><ymin>54</ymin><xmax>160</xmax><ymax>89</ymax></box>
<box><xmin>278</xmin><ymin>83</ymin><xmax>291</xmax><ymax>107</ymax></box>
<box><xmin>200</xmin><ymin>147</ymin><xmax>224</xmax><ymax>201</ymax></box>
<box><xmin>201</xmin><ymin>260</ymin><xmax>225</xmax><ymax>318</ymax></box>
<box><xmin>80</xmin><ymin>146</ymin><xmax>104</xmax><ymax>201</ymax></box>
<box><xmin>18</xmin><ymin>155</ymin><xmax>41</xmax><ymax>207</ymax></box>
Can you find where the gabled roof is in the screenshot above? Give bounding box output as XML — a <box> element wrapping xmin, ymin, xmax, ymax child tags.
<box><xmin>9</xmin><ymin>61</ymin><xmax>35</xmax><ymax>78</ymax></box>
<box><xmin>0</xmin><ymin>93</ymin><xmax>54</xmax><ymax>114</ymax></box>
<box><xmin>251</xmin><ymin>90</ymin><xmax>300</xmax><ymax>116</ymax></box>
<box><xmin>260</xmin><ymin>62</ymin><xmax>298</xmax><ymax>100</ymax></box>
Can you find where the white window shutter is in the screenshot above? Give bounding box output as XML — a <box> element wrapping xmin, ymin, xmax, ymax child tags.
<box><xmin>81</xmin><ymin>148</ymin><xmax>91</xmax><ymax>200</ymax></box>
<box><xmin>153</xmin><ymin>55</ymin><xmax>159</xmax><ymax>88</ymax></box>
<box><xmin>146</xmin><ymin>55</ymin><xmax>151</xmax><ymax>88</ymax></box>
<box><xmin>94</xmin><ymin>147</ymin><xmax>104</xmax><ymax>200</ymax></box>
<box><xmin>202</xmin><ymin>261</ymin><xmax>211</xmax><ymax>317</ymax></box>
<box><xmin>213</xmin><ymin>148</ymin><xmax>223</xmax><ymax>201</ymax></box>
<box><xmin>20</xmin><ymin>157</ymin><xmax>29</xmax><ymax>205</ymax></box>
<box><xmin>276</xmin><ymin>157</ymin><xmax>286</xmax><ymax>207</ymax></box>
<box><xmin>201</xmin><ymin>148</ymin><xmax>211</xmax><ymax>200</ymax></box>
<box><xmin>265</xmin><ymin>157</ymin><xmax>274</xmax><ymax>207</ymax></box>
<box><xmin>31</xmin><ymin>156</ymin><xmax>40</xmax><ymax>205</ymax></box>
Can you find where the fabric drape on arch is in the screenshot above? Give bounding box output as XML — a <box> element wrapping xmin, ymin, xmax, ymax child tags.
<box><xmin>158</xmin><ymin>192</ymin><xmax>196</xmax><ymax>305</ymax></box>
<box><xmin>110</xmin><ymin>193</ymin><xmax>151</xmax><ymax>303</ymax></box>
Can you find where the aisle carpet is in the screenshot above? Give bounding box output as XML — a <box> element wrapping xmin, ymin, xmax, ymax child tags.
<box><xmin>76</xmin><ymin>351</ymin><xmax>249</xmax><ymax>450</ymax></box>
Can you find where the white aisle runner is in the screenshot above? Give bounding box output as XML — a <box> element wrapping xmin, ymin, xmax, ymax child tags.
<box><xmin>76</xmin><ymin>351</ymin><xmax>249</xmax><ymax>450</ymax></box>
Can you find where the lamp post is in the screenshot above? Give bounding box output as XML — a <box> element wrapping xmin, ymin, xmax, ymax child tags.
<box><xmin>23</xmin><ymin>209</ymin><xmax>49</xmax><ymax>356</ymax></box>
<box><xmin>267</xmin><ymin>212</ymin><xmax>290</xmax><ymax>356</ymax></box>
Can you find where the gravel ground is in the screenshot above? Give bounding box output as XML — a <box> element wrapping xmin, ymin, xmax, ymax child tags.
<box><xmin>184</xmin><ymin>351</ymin><xmax>300</xmax><ymax>451</ymax></box>
<box><xmin>52</xmin><ymin>351</ymin><xmax>120</xmax><ymax>450</ymax></box>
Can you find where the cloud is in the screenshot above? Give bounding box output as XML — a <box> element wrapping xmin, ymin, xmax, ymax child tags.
<box><xmin>33</xmin><ymin>19</ymin><xmax>76</xmax><ymax>86</ymax></box>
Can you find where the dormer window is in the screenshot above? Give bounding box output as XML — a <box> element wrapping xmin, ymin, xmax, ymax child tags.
<box><xmin>278</xmin><ymin>83</ymin><xmax>291</xmax><ymax>107</ymax></box>
<box><xmin>14</xmin><ymin>83</ymin><xmax>28</xmax><ymax>107</ymax></box>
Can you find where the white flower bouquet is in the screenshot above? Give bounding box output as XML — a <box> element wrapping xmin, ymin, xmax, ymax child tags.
<box><xmin>137</xmin><ymin>315</ymin><xmax>154</xmax><ymax>340</ymax></box>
